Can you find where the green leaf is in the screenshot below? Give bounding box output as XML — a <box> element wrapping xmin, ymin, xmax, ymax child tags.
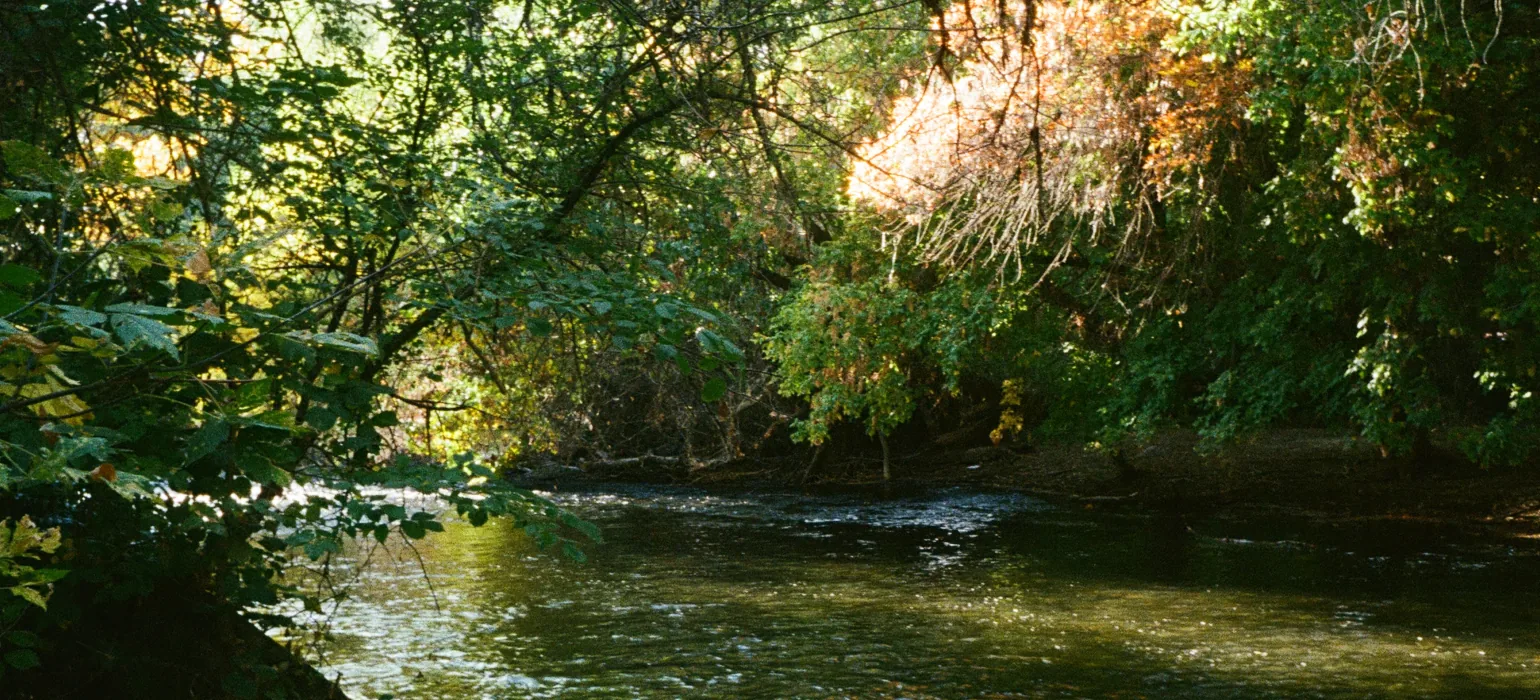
<box><xmin>2</xmin><ymin>189</ymin><xmax>52</xmax><ymax>204</ymax></box>
<box><xmin>654</xmin><ymin>344</ymin><xmax>686</xmax><ymax>373</ymax></box>
<box><xmin>527</xmin><ymin>318</ymin><xmax>554</xmax><ymax>336</ymax></box>
<box><xmin>303</xmin><ymin>539</ymin><xmax>338</xmax><ymax>560</ymax></box>
<box><xmin>29</xmin><ymin>570</ymin><xmax>67</xmax><ymax>586</ymax></box>
<box><xmin>148</xmin><ymin>199</ymin><xmax>182</xmax><ymax>222</ymax></box>
<box><xmin>304</xmin><ymin>407</ymin><xmax>338</xmax><ymax>431</ymax></box>
<box><xmin>244</xmin><ymin>461</ymin><xmax>293</xmax><ymax>488</ymax></box>
<box><xmin>103</xmin><ymin>302</ymin><xmax>179</xmax><ymax>316</ymax></box>
<box><xmin>399</xmin><ymin>521</ymin><xmax>426</xmax><ymax>539</ymax></box>
<box><xmin>56</xmin><ymin>305</ymin><xmax>106</xmax><ymax>326</ymax></box>
<box><xmin>5</xmin><ymin>631</ymin><xmax>39</xmax><ymax>648</ymax></box>
<box><xmin>283</xmin><ymin>331</ymin><xmax>378</xmax><ymax>355</ymax></box>
<box><xmin>701</xmin><ymin>377</ymin><xmax>728</xmax><ymax>402</ymax></box>
<box><xmin>695</xmin><ymin>328</ymin><xmax>742</xmax><ymax>360</ymax></box>
<box><xmin>9</xmin><ymin>587</ymin><xmax>47</xmax><ymax>610</ymax></box>
<box><xmin>1</xmin><ymin>141</ymin><xmax>68</xmax><ymax>185</ymax></box>
<box><xmin>186</xmin><ymin>418</ymin><xmax>230</xmax><ymax>461</ymax></box>
<box><xmin>3</xmin><ymin>649</ymin><xmax>39</xmax><ymax>671</ymax></box>
<box><xmin>110</xmin><ymin>312</ymin><xmax>179</xmax><ymax>359</ymax></box>
<box><xmin>560</xmin><ymin>512</ymin><xmax>602</xmax><ymax>543</ymax></box>
<box><xmin>0</xmin><ymin>264</ymin><xmax>41</xmax><ymax>289</ymax></box>
<box><xmin>47</xmin><ymin>436</ymin><xmax>111</xmax><ymax>467</ymax></box>
<box><xmin>311</xmin><ymin>332</ymin><xmax>378</xmax><ymax>355</ymax></box>
<box><xmin>97</xmin><ymin>148</ymin><xmax>135</xmax><ymax>182</ymax></box>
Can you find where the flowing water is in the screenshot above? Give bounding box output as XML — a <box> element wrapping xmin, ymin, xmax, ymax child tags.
<box><xmin>302</xmin><ymin>485</ymin><xmax>1540</xmax><ymax>699</ymax></box>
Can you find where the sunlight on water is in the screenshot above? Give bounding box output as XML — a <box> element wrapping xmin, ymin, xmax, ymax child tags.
<box><xmin>292</xmin><ymin>486</ymin><xmax>1540</xmax><ymax>699</ymax></box>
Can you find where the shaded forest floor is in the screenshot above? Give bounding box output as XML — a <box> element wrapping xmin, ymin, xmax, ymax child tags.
<box><xmin>563</xmin><ymin>430</ymin><xmax>1540</xmax><ymax>535</ymax></box>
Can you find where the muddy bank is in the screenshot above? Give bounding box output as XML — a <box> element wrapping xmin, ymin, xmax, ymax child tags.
<box><xmin>516</xmin><ymin>430</ymin><xmax>1540</xmax><ymax>533</ymax></box>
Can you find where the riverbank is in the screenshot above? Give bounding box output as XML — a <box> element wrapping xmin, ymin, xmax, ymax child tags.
<box><xmin>531</xmin><ymin>429</ymin><xmax>1540</xmax><ymax>534</ymax></box>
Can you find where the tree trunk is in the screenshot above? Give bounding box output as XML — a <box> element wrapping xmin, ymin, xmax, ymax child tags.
<box><xmin>880</xmin><ymin>433</ymin><xmax>891</xmax><ymax>483</ymax></box>
<box><xmin>801</xmin><ymin>442</ymin><xmax>827</xmax><ymax>486</ymax></box>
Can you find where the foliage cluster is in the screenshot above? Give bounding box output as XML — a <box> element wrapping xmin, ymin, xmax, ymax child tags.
<box><xmin>0</xmin><ymin>0</ymin><xmax>790</xmax><ymax>692</ymax></box>
<box><xmin>770</xmin><ymin>0</ymin><xmax>1540</xmax><ymax>469</ymax></box>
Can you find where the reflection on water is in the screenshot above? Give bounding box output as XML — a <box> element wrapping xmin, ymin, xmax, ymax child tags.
<box><xmin>296</xmin><ymin>486</ymin><xmax>1540</xmax><ymax>699</ymax></box>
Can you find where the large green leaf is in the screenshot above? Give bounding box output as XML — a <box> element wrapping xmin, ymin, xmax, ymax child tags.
<box><xmin>104</xmin><ymin>302</ymin><xmax>180</xmax><ymax>317</ymax></box>
<box><xmin>185</xmin><ymin>418</ymin><xmax>230</xmax><ymax>462</ymax></box>
<box><xmin>701</xmin><ymin>377</ymin><xmax>728</xmax><ymax>402</ymax></box>
<box><xmin>0</xmin><ymin>264</ymin><xmax>40</xmax><ymax>289</ymax></box>
<box><xmin>3</xmin><ymin>649</ymin><xmax>40</xmax><ymax>670</ymax></box>
<box><xmin>0</xmin><ymin>142</ymin><xmax>68</xmax><ymax>185</ymax></box>
<box><xmin>283</xmin><ymin>331</ymin><xmax>379</xmax><ymax>355</ymax></box>
<box><xmin>56</xmin><ymin>305</ymin><xmax>107</xmax><ymax>326</ymax></box>
<box><xmin>110</xmin><ymin>312</ymin><xmax>179</xmax><ymax>359</ymax></box>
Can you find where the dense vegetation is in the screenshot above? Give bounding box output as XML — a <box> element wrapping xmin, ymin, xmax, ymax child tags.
<box><xmin>0</xmin><ymin>0</ymin><xmax>1533</xmax><ymax>695</ymax></box>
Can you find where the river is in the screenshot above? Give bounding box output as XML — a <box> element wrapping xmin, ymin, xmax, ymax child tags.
<box><xmin>297</xmin><ymin>485</ymin><xmax>1540</xmax><ymax>698</ymax></box>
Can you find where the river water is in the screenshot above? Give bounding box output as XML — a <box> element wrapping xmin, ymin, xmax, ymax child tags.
<box><xmin>303</xmin><ymin>485</ymin><xmax>1540</xmax><ymax>699</ymax></box>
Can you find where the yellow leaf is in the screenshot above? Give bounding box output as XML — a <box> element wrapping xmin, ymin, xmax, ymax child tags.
<box><xmin>21</xmin><ymin>375</ymin><xmax>91</xmax><ymax>425</ymax></box>
<box><xmin>0</xmin><ymin>331</ymin><xmax>53</xmax><ymax>355</ymax></box>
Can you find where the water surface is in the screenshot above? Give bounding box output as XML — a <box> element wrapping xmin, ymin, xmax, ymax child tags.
<box><xmin>301</xmin><ymin>486</ymin><xmax>1540</xmax><ymax>699</ymax></box>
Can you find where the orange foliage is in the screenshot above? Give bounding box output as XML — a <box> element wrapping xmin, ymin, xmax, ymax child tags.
<box><xmin>848</xmin><ymin>0</ymin><xmax>1250</xmax><ymax>270</ymax></box>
